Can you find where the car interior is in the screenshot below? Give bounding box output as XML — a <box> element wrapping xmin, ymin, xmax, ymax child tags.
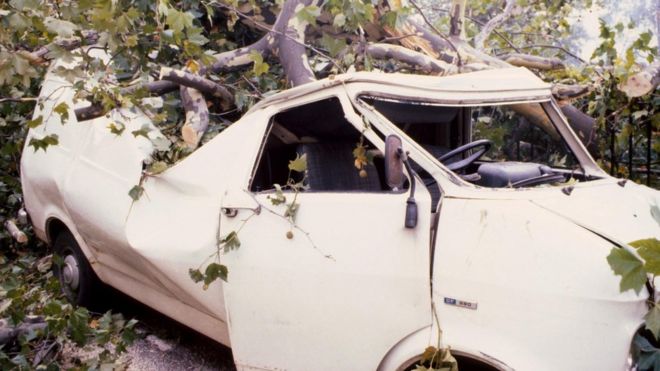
<box><xmin>250</xmin><ymin>96</ymin><xmax>587</xmax><ymax>209</ymax></box>
<box><xmin>362</xmin><ymin>97</ymin><xmax>585</xmax><ymax>189</ymax></box>
<box><xmin>250</xmin><ymin>97</ymin><xmax>392</xmax><ymax>193</ymax></box>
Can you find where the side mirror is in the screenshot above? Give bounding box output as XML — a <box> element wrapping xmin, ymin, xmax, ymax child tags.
<box><xmin>384</xmin><ymin>135</ymin><xmax>418</xmax><ymax>229</ymax></box>
<box><xmin>385</xmin><ymin>135</ymin><xmax>405</xmax><ymax>190</ymax></box>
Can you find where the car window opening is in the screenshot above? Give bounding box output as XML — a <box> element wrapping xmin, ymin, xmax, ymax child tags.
<box><xmin>360</xmin><ymin>97</ymin><xmax>589</xmax><ymax>189</ymax></box>
<box><xmin>251</xmin><ymin>97</ymin><xmax>405</xmax><ymax>193</ymax></box>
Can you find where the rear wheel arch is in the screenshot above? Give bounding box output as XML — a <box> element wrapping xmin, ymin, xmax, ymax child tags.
<box><xmin>377</xmin><ymin>326</ymin><xmax>511</xmax><ymax>371</ymax></box>
<box><xmin>46</xmin><ymin>217</ymin><xmax>69</xmax><ymax>246</ymax></box>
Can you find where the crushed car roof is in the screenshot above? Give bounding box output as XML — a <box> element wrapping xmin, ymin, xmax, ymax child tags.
<box><xmin>250</xmin><ymin>67</ymin><xmax>552</xmax><ymax>111</ymax></box>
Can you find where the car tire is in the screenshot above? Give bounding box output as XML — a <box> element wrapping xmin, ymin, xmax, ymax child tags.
<box><xmin>53</xmin><ymin>231</ymin><xmax>104</xmax><ymax>309</ymax></box>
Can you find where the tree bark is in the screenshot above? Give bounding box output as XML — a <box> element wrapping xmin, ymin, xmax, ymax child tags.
<box><xmin>474</xmin><ymin>0</ymin><xmax>515</xmax><ymax>50</ymax></box>
<box><xmin>4</xmin><ymin>219</ymin><xmax>27</xmax><ymax>244</ymax></box>
<box><xmin>180</xmin><ymin>84</ymin><xmax>210</xmax><ymax>149</ymax></box>
<box><xmin>364</xmin><ymin>43</ymin><xmax>457</xmax><ymax>74</ymax></box>
<box><xmin>501</xmin><ymin>53</ymin><xmax>565</xmax><ymax>70</ymax></box>
<box><xmin>159</xmin><ymin>67</ymin><xmax>233</xmax><ymax>108</ymax></box>
<box><xmin>271</xmin><ymin>0</ymin><xmax>319</xmax><ymax>86</ymax></box>
<box><xmin>618</xmin><ymin>61</ymin><xmax>660</xmax><ymax>98</ymax></box>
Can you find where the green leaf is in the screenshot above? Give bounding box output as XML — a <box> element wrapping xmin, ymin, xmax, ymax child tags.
<box><xmin>107</xmin><ymin>122</ymin><xmax>125</xmax><ymax>136</ymax></box>
<box><xmin>288</xmin><ymin>153</ymin><xmax>307</xmax><ymax>173</ymax></box>
<box><xmin>296</xmin><ymin>5</ymin><xmax>321</xmax><ymax>26</ymax></box>
<box><xmin>53</xmin><ymin>102</ymin><xmax>69</xmax><ymax>124</ymax></box>
<box><xmin>188</xmin><ymin>268</ymin><xmax>204</xmax><ymax>283</ymax></box>
<box><xmin>203</xmin><ymin>262</ymin><xmax>228</xmax><ymax>288</ymax></box>
<box><xmin>606</xmin><ymin>247</ymin><xmax>647</xmax><ymax>294</ymax></box>
<box><xmin>147</xmin><ymin>161</ymin><xmax>168</xmax><ymax>175</ymax></box>
<box><xmin>633</xmin><ymin>238</ymin><xmax>660</xmax><ymax>275</ymax></box>
<box><xmin>268</xmin><ymin>184</ymin><xmax>287</xmax><ymax>205</ymax></box>
<box><xmin>25</xmin><ymin>116</ymin><xmax>43</xmax><ymax>129</ymax></box>
<box><xmin>249</xmin><ymin>50</ymin><xmax>269</xmax><ymax>77</ymax></box>
<box><xmin>68</xmin><ymin>307</ymin><xmax>90</xmax><ymax>346</ymax></box>
<box><xmin>128</xmin><ymin>185</ymin><xmax>144</xmax><ymax>201</ymax></box>
<box><xmin>44</xmin><ymin>17</ymin><xmax>78</xmax><ymax>38</ymax></box>
<box><xmin>320</xmin><ymin>33</ymin><xmax>347</xmax><ymax>57</ymax></box>
<box><xmin>29</xmin><ymin>134</ymin><xmax>59</xmax><ymax>152</ymax></box>
<box><xmin>166</xmin><ymin>9</ymin><xmax>194</xmax><ymax>33</ymax></box>
<box><xmin>221</xmin><ymin>231</ymin><xmax>240</xmax><ymax>252</ymax></box>
<box><xmin>646</xmin><ymin>304</ymin><xmax>660</xmax><ymax>340</ymax></box>
<box><xmin>131</xmin><ymin>124</ymin><xmax>151</xmax><ymax>138</ymax></box>
<box><xmin>333</xmin><ymin>14</ymin><xmax>346</xmax><ymax>27</ymax></box>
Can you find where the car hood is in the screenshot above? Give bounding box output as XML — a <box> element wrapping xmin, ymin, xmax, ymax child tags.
<box><xmin>531</xmin><ymin>181</ymin><xmax>660</xmax><ymax>243</ymax></box>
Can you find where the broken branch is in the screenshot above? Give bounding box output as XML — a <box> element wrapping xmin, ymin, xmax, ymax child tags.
<box><xmin>501</xmin><ymin>53</ymin><xmax>565</xmax><ymax>70</ymax></box>
<box><xmin>159</xmin><ymin>67</ymin><xmax>233</xmax><ymax>107</ymax></box>
<box><xmin>364</xmin><ymin>43</ymin><xmax>457</xmax><ymax>75</ymax></box>
<box><xmin>4</xmin><ymin>219</ymin><xmax>27</xmax><ymax>244</ymax></box>
<box><xmin>552</xmin><ymin>83</ymin><xmax>591</xmax><ymax>101</ymax></box>
<box><xmin>619</xmin><ymin>61</ymin><xmax>660</xmax><ymax>98</ymax></box>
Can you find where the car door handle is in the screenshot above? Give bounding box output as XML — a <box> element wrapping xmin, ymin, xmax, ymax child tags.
<box><xmin>221</xmin><ymin>190</ymin><xmax>261</xmax><ymax>217</ymax></box>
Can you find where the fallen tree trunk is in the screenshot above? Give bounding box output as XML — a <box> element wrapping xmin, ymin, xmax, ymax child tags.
<box><xmin>619</xmin><ymin>61</ymin><xmax>660</xmax><ymax>98</ymax></box>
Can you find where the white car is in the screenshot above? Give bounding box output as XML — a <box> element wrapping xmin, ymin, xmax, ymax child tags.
<box><xmin>22</xmin><ymin>65</ymin><xmax>660</xmax><ymax>370</ymax></box>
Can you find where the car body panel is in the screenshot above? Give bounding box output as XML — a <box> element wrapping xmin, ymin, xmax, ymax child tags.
<box><xmin>21</xmin><ymin>63</ymin><xmax>660</xmax><ymax>370</ymax></box>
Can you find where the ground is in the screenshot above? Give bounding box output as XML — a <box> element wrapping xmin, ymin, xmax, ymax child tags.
<box><xmin>108</xmin><ymin>289</ymin><xmax>235</xmax><ymax>370</ymax></box>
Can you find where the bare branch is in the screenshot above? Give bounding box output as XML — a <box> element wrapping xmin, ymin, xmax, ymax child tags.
<box><xmin>449</xmin><ymin>0</ymin><xmax>466</xmax><ymax>38</ymax></box>
<box><xmin>159</xmin><ymin>67</ymin><xmax>233</xmax><ymax>108</ymax></box>
<box><xmin>495</xmin><ymin>44</ymin><xmax>586</xmax><ymax>64</ymax></box>
<box><xmin>552</xmin><ymin>83</ymin><xmax>591</xmax><ymax>101</ymax></box>
<box><xmin>501</xmin><ymin>53</ymin><xmax>565</xmax><ymax>70</ymax></box>
<box><xmin>0</xmin><ymin>97</ymin><xmax>38</xmax><ymax>104</ymax></box>
<box><xmin>431</xmin><ymin>6</ymin><xmax>521</xmax><ymax>53</ymax></box>
<box><xmin>475</xmin><ymin>0</ymin><xmax>516</xmax><ymax>50</ymax></box>
<box><xmin>18</xmin><ymin>31</ymin><xmax>99</xmax><ymax>65</ymax></box>
<box><xmin>364</xmin><ymin>43</ymin><xmax>457</xmax><ymax>75</ymax></box>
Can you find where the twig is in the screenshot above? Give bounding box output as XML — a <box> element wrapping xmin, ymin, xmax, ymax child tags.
<box><xmin>496</xmin><ymin>44</ymin><xmax>586</xmax><ymax>64</ymax></box>
<box><xmin>431</xmin><ymin>6</ymin><xmax>521</xmax><ymax>53</ymax></box>
<box><xmin>0</xmin><ymin>97</ymin><xmax>38</xmax><ymax>104</ymax></box>
<box><xmin>241</xmin><ymin>75</ymin><xmax>263</xmax><ymax>98</ymax></box>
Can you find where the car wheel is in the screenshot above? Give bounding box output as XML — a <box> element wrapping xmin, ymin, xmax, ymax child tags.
<box><xmin>53</xmin><ymin>231</ymin><xmax>104</xmax><ymax>309</ymax></box>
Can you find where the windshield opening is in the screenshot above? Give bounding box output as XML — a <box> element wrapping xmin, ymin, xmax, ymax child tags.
<box><xmin>361</xmin><ymin>96</ymin><xmax>588</xmax><ymax>189</ymax></box>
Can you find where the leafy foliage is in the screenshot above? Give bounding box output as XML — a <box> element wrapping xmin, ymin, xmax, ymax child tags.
<box><xmin>0</xmin><ymin>251</ymin><xmax>137</xmax><ymax>368</ymax></box>
<box><xmin>607</xmin><ymin>238</ymin><xmax>660</xmax><ymax>344</ymax></box>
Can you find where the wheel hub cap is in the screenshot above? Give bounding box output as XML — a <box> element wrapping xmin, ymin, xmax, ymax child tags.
<box><xmin>62</xmin><ymin>255</ymin><xmax>80</xmax><ymax>290</ymax></box>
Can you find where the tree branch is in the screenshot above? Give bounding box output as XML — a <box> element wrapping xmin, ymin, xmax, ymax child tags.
<box><xmin>500</xmin><ymin>53</ymin><xmax>565</xmax><ymax>70</ymax></box>
<box><xmin>180</xmin><ymin>84</ymin><xmax>210</xmax><ymax>150</ymax></box>
<box><xmin>18</xmin><ymin>31</ymin><xmax>99</xmax><ymax>65</ymax></box>
<box><xmin>159</xmin><ymin>67</ymin><xmax>233</xmax><ymax>108</ymax></box>
<box><xmin>552</xmin><ymin>83</ymin><xmax>591</xmax><ymax>101</ymax></box>
<box><xmin>408</xmin><ymin>0</ymin><xmax>462</xmax><ymax>67</ymax></box>
<box><xmin>619</xmin><ymin>61</ymin><xmax>660</xmax><ymax>98</ymax></box>
<box><xmin>364</xmin><ymin>43</ymin><xmax>457</xmax><ymax>74</ymax></box>
<box><xmin>4</xmin><ymin>219</ymin><xmax>27</xmax><ymax>244</ymax></box>
<box><xmin>474</xmin><ymin>0</ymin><xmax>516</xmax><ymax>50</ymax></box>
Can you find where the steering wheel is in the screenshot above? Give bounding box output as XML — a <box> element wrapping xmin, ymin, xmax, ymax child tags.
<box><xmin>437</xmin><ymin>139</ymin><xmax>493</xmax><ymax>172</ymax></box>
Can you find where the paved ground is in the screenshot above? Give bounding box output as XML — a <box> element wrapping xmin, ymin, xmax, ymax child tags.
<box><xmin>107</xmin><ymin>289</ymin><xmax>236</xmax><ymax>371</ymax></box>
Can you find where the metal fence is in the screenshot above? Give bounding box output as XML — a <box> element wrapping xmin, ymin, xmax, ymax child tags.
<box><xmin>605</xmin><ymin>116</ymin><xmax>658</xmax><ymax>188</ymax></box>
